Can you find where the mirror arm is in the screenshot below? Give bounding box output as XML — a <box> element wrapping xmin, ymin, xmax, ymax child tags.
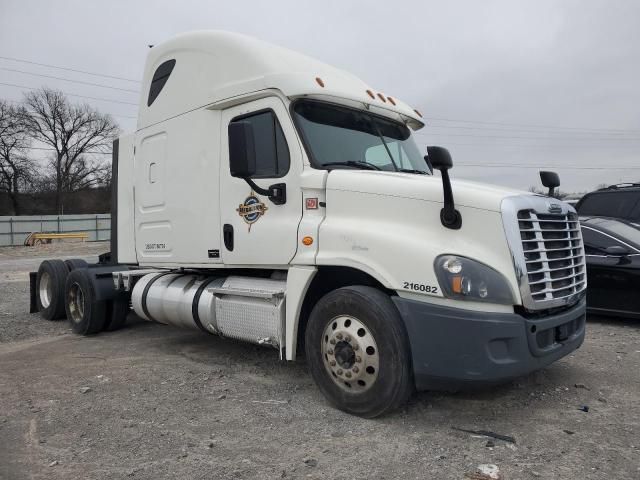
<box><xmin>244</xmin><ymin>178</ymin><xmax>287</xmax><ymax>205</ymax></box>
<box><xmin>439</xmin><ymin>169</ymin><xmax>462</xmax><ymax>229</ymax></box>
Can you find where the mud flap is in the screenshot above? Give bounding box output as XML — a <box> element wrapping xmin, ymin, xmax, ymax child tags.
<box><xmin>29</xmin><ymin>271</ymin><xmax>38</xmax><ymax>313</ymax></box>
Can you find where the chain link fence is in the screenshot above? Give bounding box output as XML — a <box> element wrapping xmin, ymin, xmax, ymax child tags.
<box><xmin>0</xmin><ymin>214</ymin><xmax>111</xmax><ymax>247</ymax></box>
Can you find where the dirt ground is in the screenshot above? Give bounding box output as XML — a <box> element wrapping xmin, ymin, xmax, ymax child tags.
<box><xmin>0</xmin><ymin>242</ymin><xmax>639</xmax><ymax>480</ymax></box>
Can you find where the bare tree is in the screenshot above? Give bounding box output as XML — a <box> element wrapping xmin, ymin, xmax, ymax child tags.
<box><xmin>22</xmin><ymin>88</ymin><xmax>119</xmax><ymax>214</ymax></box>
<box><xmin>527</xmin><ymin>185</ymin><xmax>567</xmax><ymax>199</ymax></box>
<box><xmin>0</xmin><ymin>100</ymin><xmax>36</xmax><ymax>215</ymax></box>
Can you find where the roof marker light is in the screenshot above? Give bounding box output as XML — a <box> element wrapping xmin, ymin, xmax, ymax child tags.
<box><xmin>315</xmin><ymin>77</ymin><xmax>325</xmax><ymax>87</ymax></box>
<box><xmin>413</xmin><ymin>109</ymin><xmax>423</xmax><ymax>118</ymax></box>
<box><xmin>377</xmin><ymin>93</ymin><xmax>387</xmax><ymax>103</ymax></box>
<box><xmin>387</xmin><ymin>96</ymin><xmax>396</xmax><ymax>106</ymax></box>
<box><xmin>366</xmin><ymin>89</ymin><xmax>375</xmax><ymax>99</ymax></box>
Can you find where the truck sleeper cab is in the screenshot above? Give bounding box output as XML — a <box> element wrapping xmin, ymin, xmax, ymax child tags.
<box><xmin>30</xmin><ymin>31</ymin><xmax>586</xmax><ymax>418</ymax></box>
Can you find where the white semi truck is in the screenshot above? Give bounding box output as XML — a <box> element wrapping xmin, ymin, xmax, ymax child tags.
<box><xmin>30</xmin><ymin>31</ymin><xmax>587</xmax><ymax>417</ymax></box>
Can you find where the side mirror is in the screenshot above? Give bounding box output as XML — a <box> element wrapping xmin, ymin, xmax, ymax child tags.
<box><xmin>605</xmin><ymin>245</ymin><xmax>630</xmax><ymax>256</ymax></box>
<box><xmin>540</xmin><ymin>171</ymin><xmax>560</xmax><ymax>197</ymax></box>
<box><xmin>228</xmin><ymin>121</ymin><xmax>287</xmax><ymax>205</ymax></box>
<box><xmin>426</xmin><ymin>146</ymin><xmax>453</xmax><ymax>171</ymax></box>
<box><xmin>229</xmin><ymin>121</ymin><xmax>257</xmax><ymax>178</ymax></box>
<box><xmin>425</xmin><ymin>146</ymin><xmax>461</xmax><ymax>230</ymax></box>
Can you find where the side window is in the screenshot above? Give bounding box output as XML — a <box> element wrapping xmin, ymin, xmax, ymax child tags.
<box><xmin>147</xmin><ymin>59</ymin><xmax>176</xmax><ymax>107</ymax></box>
<box><xmin>630</xmin><ymin>198</ymin><xmax>640</xmax><ymax>222</ymax></box>
<box><xmin>229</xmin><ymin>110</ymin><xmax>290</xmax><ymax>178</ymax></box>
<box><xmin>577</xmin><ymin>191</ymin><xmax>638</xmax><ymax>219</ymax></box>
<box><xmin>582</xmin><ymin>227</ymin><xmax>625</xmax><ymax>255</ymax></box>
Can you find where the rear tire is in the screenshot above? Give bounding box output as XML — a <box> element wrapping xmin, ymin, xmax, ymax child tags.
<box><xmin>36</xmin><ymin>260</ymin><xmax>68</xmax><ymax>320</ymax></box>
<box><xmin>64</xmin><ymin>269</ymin><xmax>107</xmax><ymax>335</ymax></box>
<box><xmin>64</xmin><ymin>258</ymin><xmax>88</xmax><ymax>271</ymax></box>
<box><xmin>103</xmin><ymin>296</ymin><xmax>130</xmax><ymax>331</ymax></box>
<box><xmin>305</xmin><ymin>286</ymin><xmax>413</xmax><ymax>418</ymax></box>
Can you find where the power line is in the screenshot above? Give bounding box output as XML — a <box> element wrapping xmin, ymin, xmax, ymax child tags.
<box><xmin>2</xmin><ymin>98</ymin><xmax>135</xmax><ymax>121</ymax></box>
<box><xmin>424</xmin><ymin>123</ymin><xmax>640</xmax><ymax>137</ymax></box>
<box><xmin>0</xmin><ymin>81</ymin><xmax>139</xmax><ymax>107</ymax></box>
<box><xmin>456</xmin><ymin>163</ymin><xmax>640</xmax><ymax>170</ymax></box>
<box><xmin>2</xmin><ymin>55</ymin><xmax>637</xmax><ymax>137</ymax></box>
<box><xmin>0</xmin><ymin>67</ymin><xmax>140</xmax><ymax>93</ymax></box>
<box><xmin>415</xmin><ymin>131</ymin><xmax>640</xmax><ymax>141</ymax></box>
<box><xmin>26</xmin><ymin>146</ymin><xmax>111</xmax><ymax>155</ymax></box>
<box><xmin>17</xmin><ymin>148</ymin><xmax>640</xmax><ymax>168</ymax></box>
<box><xmin>417</xmin><ymin>141</ymin><xmax>640</xmax><ymax>149</ymax></box>
<box><xmin>422</xmin><ymin>115</ymin><xmax>640</xmax><ymax>135</ymax></box>
<box><xmin>0</xmin><ymin>55</ymin><xmax>140</xmax><ymax>83</ymax></box>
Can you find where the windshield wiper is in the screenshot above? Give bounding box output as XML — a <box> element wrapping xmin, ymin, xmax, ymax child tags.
<box><xmin>398</xmin><ymin>168</ymin><xmax>429</xmax><ymax>175</ymax></box>
<box><xmin>323</xmin><ymin>161</ymin><xmax>382</xmax><ymax>171</ymax></box>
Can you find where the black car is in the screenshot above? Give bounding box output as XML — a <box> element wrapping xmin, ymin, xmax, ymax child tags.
<box><xmin>580</xmin><ymin>216</ymin><xmax>640</xmax><ymax>319</ymax></box>
<box><xmin>576</xmin><ymin>184</ymin><xmax>640</xmax><ymax>222</ymax></box>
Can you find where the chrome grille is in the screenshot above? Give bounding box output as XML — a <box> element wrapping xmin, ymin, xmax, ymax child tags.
<box><xmin>517</xmin><ymin>210</ymin><xmax>586</xmax><ymax>303</ymax></box>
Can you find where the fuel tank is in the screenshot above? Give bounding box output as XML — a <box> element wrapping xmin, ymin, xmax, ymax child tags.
<box><xmin>131</xmin><ymin>272</ymin><xmax>286</xmax><ymax>347</ymax></box>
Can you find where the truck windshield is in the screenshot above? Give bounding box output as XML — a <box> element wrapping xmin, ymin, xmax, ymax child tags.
<box><xmin>292</xmin><ymin>99</ymin><xmax>430</xmax><ymax>174</ymax></box>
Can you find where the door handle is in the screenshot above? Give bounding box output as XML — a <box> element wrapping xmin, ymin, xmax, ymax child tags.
<box><xmin>223</xmin><ymin>224</ymin><xmax>234</xmax><ymax>251</ymax></box>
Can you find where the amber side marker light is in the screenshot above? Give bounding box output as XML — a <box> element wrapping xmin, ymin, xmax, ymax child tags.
<box><xmin>302</xmin><ymin>236</ymin><xmax>314</xmax><ymax>246</ymax></box>
<box><xmin>315</xmin><ymin>77</ymin><xmax>325</xmax><ymax>87</ymax></box>
<box><xmin>366</xmin><ymin>89</ymin><xmax>375</xmax><ymax>99</ymax></box>
<box><xmin>451</xmin><ymin>276</ymin><xmax>462</xmax><ymax>294</ymax></box>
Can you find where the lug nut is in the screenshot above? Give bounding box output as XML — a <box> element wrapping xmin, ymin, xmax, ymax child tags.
<box><xmin>352</xmin><ymin>366</ymin><xmax>359</xmax><ymax>373</ymax></box>
<box><xmin>336</xmin><ymin>333</ymin><xmax>343</xmax><ymax>340</ymax></box>
<box><xmin>328</xmin><ymin>349</ymin><xmax>334</xmax><ymax>355</ymax></box>
<box><xmin>356</xmin><ymin>356</ymin><xmax>362</xmax><ymax>363</ymax></box>
<box><xmin>337</xmin><ymin>369</ymin><xmax>343</xmax><ymax>375</ymax></box>
<box><xmin>345</xmin><ymin>372</ymin><xmax>352</xmax><ymax>378</ymax></box>
<box><xmin>329</xmin><ymin>360</ymin><xmax>336</xmax><ymax>366</ymax></box>
<box><xmin>330</xmin><ymin>339</ymin><xmax>336</xmax><ymax>345</ymax></box>
<box><xmin>344</xmin><ymin>335</ymin><xmax>351</xmax><ymax>342</ymax></box>
<box><xmin>353</xmin><ymin>344</ymin><xmax>359</xmax><ymax>351</ymax></box>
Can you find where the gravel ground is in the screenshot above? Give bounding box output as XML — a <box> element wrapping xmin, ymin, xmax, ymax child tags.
<box><xmin>0</xmin><ymin>242</ymin><xmax>639</xmax><ymax>479</ymax></box>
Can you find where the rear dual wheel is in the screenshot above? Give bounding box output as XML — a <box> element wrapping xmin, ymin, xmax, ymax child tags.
<box><xmin>64</xmin><ymin>269</ymin><xmax>107</xmax><ymax>335</ymax></box>
<box><xmin>36</xmin><ymin>260</ymin><xmax>68</xmax><ymax>320</ymax></box>
<box><xmin>36</xmin><ymin>258</ymin><xmax>90</xmax><ymax>320</ymax></box>
<box><xmin>36</xmin><ymin>259</ymin><xmax>129</xmax><ymax>334</ymax></box>
<box><xmin>305</xmin><ymin>286</ymin><xmax>413</xmax><ymax>418</ymax></box>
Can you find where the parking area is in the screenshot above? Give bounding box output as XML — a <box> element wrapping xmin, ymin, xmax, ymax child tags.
<box><xmin>0</xmin><ymin>242</ymin><xmax>639</xmax><ymax>480</ymax></box>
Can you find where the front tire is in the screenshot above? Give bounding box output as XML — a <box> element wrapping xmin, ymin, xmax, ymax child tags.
<box><xmin>305</xmin><ymin>286</ymin><xmax>413</xmax><ymax>418</ymax></box>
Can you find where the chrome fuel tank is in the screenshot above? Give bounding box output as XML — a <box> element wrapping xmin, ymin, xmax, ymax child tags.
<box><xmin>131</xmin><ymin>272</ymin><xmax>286</xmax><ymax>347</ymax></box>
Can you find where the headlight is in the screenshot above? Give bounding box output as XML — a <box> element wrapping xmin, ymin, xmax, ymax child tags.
<box><xmin>435</xmin><ymin>255</ymin><xmax>514</xmax><ymax>304</ymax></box>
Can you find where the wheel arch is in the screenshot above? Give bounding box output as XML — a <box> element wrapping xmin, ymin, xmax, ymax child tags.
<box><xmin>287</xmin><ymin>265</ymin><xmax>395</xmax><ymax>360</ymax></box>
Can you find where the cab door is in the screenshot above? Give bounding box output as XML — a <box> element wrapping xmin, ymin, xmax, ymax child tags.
<box><xmin>219</xmin><ymin>97</ymin><xmax>303</xmax><ymax>265</ymax></box>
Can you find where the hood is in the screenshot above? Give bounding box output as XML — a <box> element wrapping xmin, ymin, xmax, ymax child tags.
<box><xmin>325</xmin><ymin>170</ymin><xmax>528</xmax><ymax>212</ymax></box>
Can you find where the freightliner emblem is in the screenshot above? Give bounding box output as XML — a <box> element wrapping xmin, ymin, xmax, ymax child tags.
<box><xmin>237</xmin><ymin>191</ymin><xmax>268</xmax><ymax>231</ymax></box>
<box><xmin>547</xmin><ymin>202</ymin><xmax>562</xmax><ymax>214</ymax></box>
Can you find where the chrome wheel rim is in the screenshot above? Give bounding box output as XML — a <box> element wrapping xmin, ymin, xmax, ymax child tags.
<box><xmin>321</xmin><ymin>315</ymin><xmax>379</xmax><ymax>392</ymax></box>
<box><xmin>68</xmin><ymin>283</ymin><xmax>85</xmax><ymax>324</ymax></box>
<box><xmin>39</xmin><ymin>271</ymin><xmax>52</xmax><ymax>308</ymax></box>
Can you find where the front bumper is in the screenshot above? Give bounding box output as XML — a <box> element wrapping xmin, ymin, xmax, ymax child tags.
<box><xmin>392</xmin><ymin>297</ymin><xmax>586</xmax><ymax>391</ymax></box>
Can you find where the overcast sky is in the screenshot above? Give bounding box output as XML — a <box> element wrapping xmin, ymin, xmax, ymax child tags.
<box><xmin>1</xmin><ymin>0</ymin><xmax>639</xmax><ymax>193</ymax></box>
